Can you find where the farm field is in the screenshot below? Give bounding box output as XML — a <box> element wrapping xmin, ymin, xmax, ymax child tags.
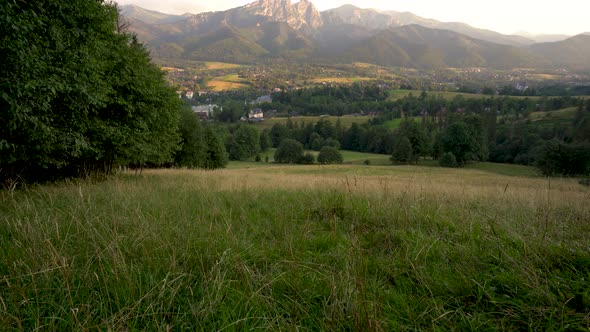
<box><xmin>387</xmin><ymin>89</ymin><xmax>550</xmax><ymax>101</ymax></box>
<box><xmin>203</xmin><ymin>62</ymin><xmax>243</xmax><ymax>70</ymax></box>
<box><xmin>310</xmin><ymin>77</ymin><xmax>373</xmax><ymax>84</ymax></box>
<box><xmin>1</xmin><ymin>162</ymin><xmax>589</xmax><ymax>330</ymax></box>
<box><xmin>207</xmin><ymin>74</ymin><xmax>249</xmax><ymax>92</ymax></box>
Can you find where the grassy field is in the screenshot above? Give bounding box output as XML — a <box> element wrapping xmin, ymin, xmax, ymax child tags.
<box><xmin>253</xmin><ymin>115</ymin><xmax>372</xmax><ymax>130</ymax></box>
<box><xmin>1</xmin><ymin>163</ymin><xmax>589</xmax><ymax>330</ymax></box>
<box><xmin>387</xmin><ymin>90</ymin><xmax>493</xmax><ymax>101</ymax></box>
<box><xmin>207</xmin><ymin>74</ymin><xmax>249</xmax><ymax>92</ymax></box>
<box><xmin>387</xmin><ymin>89</ymin><xmax>548</xmax><ymax>101</ymax></box>
<box><xmin>383</xmin><ymin>116</ymin><xmax>423</xmax><ymax>129</ymax></box>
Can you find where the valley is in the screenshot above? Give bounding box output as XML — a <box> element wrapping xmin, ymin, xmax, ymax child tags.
<box><xmin>2</xmin><ymin>1</ymin><xmax>589</xmax><ymax>330</ymax></box>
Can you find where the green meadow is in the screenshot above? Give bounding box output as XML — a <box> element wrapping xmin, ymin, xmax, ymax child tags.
<box><xmin>1</xmin><ymin>161</ymin><xmax>589</xmax><ymax>330</ymax></box>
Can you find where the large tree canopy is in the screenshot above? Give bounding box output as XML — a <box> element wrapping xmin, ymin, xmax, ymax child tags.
<box><xmin>0</xmin><ymin>0</ymin><xmax>181</xmax><ymax>183</ymax></box>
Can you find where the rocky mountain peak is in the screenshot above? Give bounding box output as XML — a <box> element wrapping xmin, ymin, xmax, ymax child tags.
<box><xmin>242</xmin><ymin>0</ymin><xmax>322</xmax><ymax>30</ymax></box>
<box><xmin>295</xmin><ymin>0</ymin><xmax>322</xmax><ymax>29</ymax></box>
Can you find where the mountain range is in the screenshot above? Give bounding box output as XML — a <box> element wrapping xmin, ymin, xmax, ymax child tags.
<box><xmin>121</xmin><ymin>0</ymin><xmax>590</xmax><ymax>70</ymax></box>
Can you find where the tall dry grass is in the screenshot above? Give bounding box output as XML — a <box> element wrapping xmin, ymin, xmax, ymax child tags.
<box><xmin>1</xmin><ymin>164</ymin><xmax>589</xmax><ymax>330</ymax></box>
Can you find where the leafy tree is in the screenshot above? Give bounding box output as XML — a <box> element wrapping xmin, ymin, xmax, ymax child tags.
<box><xmin>323</xmin><ymin>138</ymin><xmax>341</xmax><ymax>150</ymax></box>
<box><xmin>270</xmin><ymin>123</ymin><xmax>290</xmax><ymax>148</ymax></box>
<box><xmin>216</xmin><ymin>101</ymin><xmax>243</xmax><ymax>123</ymax></box>
<box><xmin>391</xmin><ymin>136</ymin><xmax>413</xmax><ymax>163</ymax></box>
<box><xmin>343</xmin><ymin>123</ymin><xmax>367</xmax><ymax>151</ymax></box>
<box><xmin>439</xmin><ymin>152</ymin><xmax>458</xmax><ymax>167</ymax></box>
<box><xmin>0</xmin><ymin>0</ymin><xmax>181</xmax><ymax>182</ymax></box>
<box><xmin>536</xmin><ymin>141</ymin><xmax>590</xmax><ymax>176</ymax></box>
<box><xmin>310</xmin><ymin>133</ymin><xmax>324</xmax><ymax>151</ymax></box>
<box><xmin>176</xmin><ymin>109</ymin><xmax>227</xmax><ymax>169</ymax></box>
<box><xmin>314</xmin><ymin>118</ymin><xmax>336</xmax><ymax>139</ymax></box>
<box><xmin>442</xmin><ymin>122</ymin><xmax>477</xmax><ymax>165</ymax></box>
<box><xmin>317</xmin><ymin>146</ymin><xmax>343</xmax><ymax>164</ymax></box>
<box><xmin>573</xmin><ymin>106</ymin><xmax>590</xmax><ymax>142</ymax></box>
<box><xmin>201</xmin><ymin>126</ymin><xmax>228</xmax><ymax>169</ymax></box>
<box><xmin>397</xmin><ymin>119</ymin><xmax>430</xmax><ymax>161</ymax></box>
<box><xmin>462</xmin><ymin>115</ymin><xmax>489</xmax><ymax>161</ymax></box>
<box><xmin>259</xmin><ymin>129</ymin><xmax>272</xmax><ymax>151</ymax></box>
<box><xmin>176</xmin><ymin>108</ymin><xmax>205</xmax><ymax>167</ymax></box>
<box><xmin>227</xmin><ymin>125</ymin><xmax>260</xmax><ymax>161</ymax></box>
<box><xmin>274</xmin><ymin>139</ymin><xmax>304</xmax><ymax>164</ymax></box>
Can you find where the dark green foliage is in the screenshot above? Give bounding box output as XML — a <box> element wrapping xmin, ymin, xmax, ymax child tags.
<box><xmin>391</xmin><ymin>136</ymin><xmax>413</xmax><ymax>163</ymax></box>
<box><xmin>439</xmin><ymin>152</ymin><xmax>458</xmax><ymax>167</ymax></box>
<box><xmin>270</xmin><ymin>123</ymin><xmax>290</xmax><ymax>148</ymax></box>
<box><xmin>314</xmin><ymin>119</ymin><xmax>336</xmax><ymax>139</ymax></box>
<box><xmin>259</xmin><ymin>129</ymin><xmax>272</xmax><ymax>151</ymax></box>
<box><xmin>342</xmin><ymin>123</ymin><xmax>367</xmax><ymax>151</ymax></box>
<box><xmin>317</xmin><ymin>146</ymin><xmax>343</xmax><ymax>164</ymax></box>
<box><xmin>176</xmin><ymin>108</ymin><xmax>205</xmax><ymax>167</ymax></box>
<box><xmin>0</xmin><ymin>0</ymin><xmax>181</xmax><ymax>182</ymax></box>
<box><xmin>323</xmin><ymin>138</ymin><xmax>341</xmax><ymax>150</ymax></box>
<box><xmin>365</xmin><ymin>126</ymin><xmax>395</xmax><ymax>154</ymax></box>
<box><xmin>573</xmin><ymin>106</ymin><xmax>590</xmax><ymax>142</ymax></box>
<box><xmin>176</xmin><ymin>109</ymin><xmax>227</xmax><ymax>169</ymax></box>
<box><xmin>309</xmin><ymin>133</ymin><xmax>323</xmax><ymax>151</ymax></box>
<box><xmin>442</xmin><ymin>122</ymin><xmax>480</xmax><ymax>165</ymax></box>
<box><xmin>536</xmin><ymin>141</ymin><xmax>590</xmax><ymax>176</ymax></box>
<box><xmin>274</xmin><ymin>139</ymin><xmax>304</xmax><ymax>164</ymax></box>
<box><xmin>215</xmin><ymin>101</ymin><xmax>244</xmax><ymax>123</ymax></box>
<box><xmin>298</xmin><ymin>152</ymin><xmax>316</xmax><ymax>165</ymax></box>
<box><xmin>397</xmin><ymin>119</ymin><xmax>430</xmax><ymax>159</ymax></box>
<box><xmin>227</xmin><ymin>125</ymin><xmax>260</xmax><ymax>161</ymax></box>
<box><xmin>201</xmin><ymin>126</ymin><xmax>228</xmax><ymax>169</ymax></box>
<box><xmin>462</xmin><ymin>115</ymin><xmax>489</xmax><ymax>161</ymax></box>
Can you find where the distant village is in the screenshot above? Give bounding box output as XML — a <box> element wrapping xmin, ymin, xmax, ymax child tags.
<box><xmin>188</xmin><ymin>94</ymin><xmax>279</xmax><ymax>122</ymax></box>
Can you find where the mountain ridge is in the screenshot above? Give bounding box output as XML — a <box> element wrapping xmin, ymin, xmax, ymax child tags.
<box><xmin>120</xmin><ymin>0</ymin><xmax>590</xmax><ymax>70</ymax></box>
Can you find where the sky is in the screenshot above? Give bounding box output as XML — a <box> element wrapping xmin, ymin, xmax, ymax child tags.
<box><xmin>114</xmin><ymin>0</ymin><xmax>590</xmax><ymax>36</ymax></box>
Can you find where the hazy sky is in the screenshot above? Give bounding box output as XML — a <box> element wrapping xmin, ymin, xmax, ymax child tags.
<box><xmin>114</xmin><ymin>0</ymin><xmax>590</xmax><ymax>35</ymax></box>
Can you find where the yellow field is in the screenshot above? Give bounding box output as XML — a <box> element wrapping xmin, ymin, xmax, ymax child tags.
<box><xmin>351</xmin><ymin>62</ymin><xmax>379</xmax><ymax>68</ymax></box>
<box><xmin>204</xmin><ymin>62</ymin><xmax>242</xmax><ymax>70</ymax></box>
<box><xmin>528</xmin><ymin>74</ymin><xmax>561</xmax><ymax>80</ymax></box>
<box><xmin>310</xmin><ymin>77</ymin><xmax>373</xmax><ymax>84</ymax></box>
<box><xmin>207</xmin><ymin>74</ymin><xmax>249</xmax><ymax>91</ymax></box>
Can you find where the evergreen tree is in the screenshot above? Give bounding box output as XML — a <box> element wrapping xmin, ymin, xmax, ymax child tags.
<box><xmin>391</xmin><ymin>136</ymin><xmax>413</xmax><ymax>163</ymax></box>
<box><xmin>202</xmin><ymin>126</ymin><xmax>228</xmax><ymax>169</ymax></box>
<box><xmin>259</xmin><ymin>129</ymin><xmax>272</xmax><ymax>151</ymax></box>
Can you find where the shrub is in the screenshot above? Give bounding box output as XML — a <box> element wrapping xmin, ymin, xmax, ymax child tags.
<box><xmin>274</xmin><ymin>139</ymin><xmax>304</xmax><ymax>164</ymax></box>
<box><xmin>317</xmin><ymin>146</ymin><xmax>343</xmax><ymax>164</ymax></box>
<box><xmin>439</xmin><ymin>152</ymin><xmax>458</xmax><ymax>167</ymax></box>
